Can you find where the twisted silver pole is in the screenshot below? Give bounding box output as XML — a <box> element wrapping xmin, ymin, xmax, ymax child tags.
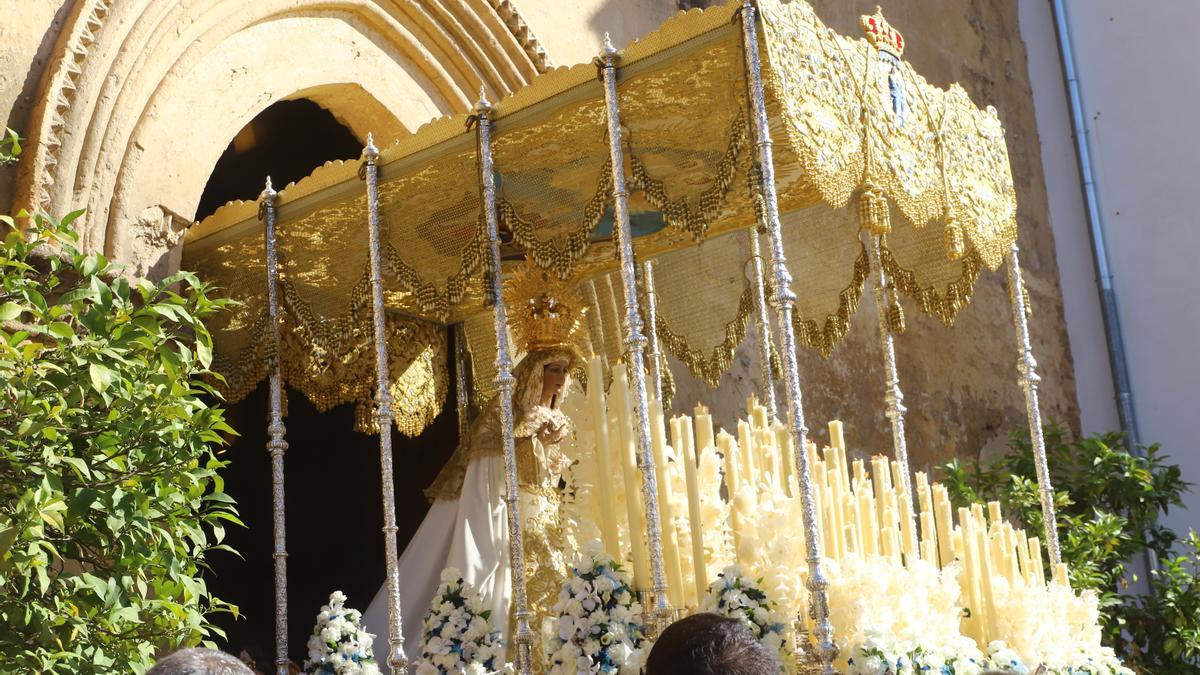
<box><xmin>258</xmin><ymin>177</ymin><xmax>290</xmax><ymax>675</ymax></box>
<box><xmin>361</xmin><ymin>135</ymin><xmax>408</xmax><ymax>672</ymax></box>
<box><xmin>748</xmin><ymin>228</ymin><xmax>777</xmax><ymax>418</ymax></box>
<box><xmin>864</xmin><ymin>230</ymin><xmax>917</xmax><ymax>551</ymax></box>
<box><xmin>1007</xmin><ymin>243</ymin><xmax>1061</xmax><ymax>568</ymax></box>
<box><xmin>642</xmin><ymin>260</ymin><xmax>664</xmax><ymax>403</ymax></box>
<box><xmin>738</xmin><ymin>2</ymin><xmax>836</xmax><ymax>669</ymax></box>
<box><xmin>597</xmin><ymin>33</ymin><xmax>673</xmax><ymax>631</ymax></box>
<box><xmin>454</xmin><ymin>325</ymin><xmax>473</xmax><ymax>440</ymax></box>
<box><xmin>472</xmin><ymin>92</ymin><xmax>535</xmax><ymax>673</ymax></box>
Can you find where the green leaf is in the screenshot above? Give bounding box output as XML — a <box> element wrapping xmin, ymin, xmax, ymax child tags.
<box><xmin>48</xmin><ymin>322</ymin><xmax>74</xmax><ymax>340</ymax></box>
<box><xmin>88</xmin><ymin>363</ymin><xmax>115</xmax><ymax>393</ymax></box>
<box><xmin>0</xmin><ymin>301</ymin><xmax>23</xmax><ymax>321</ymax></box>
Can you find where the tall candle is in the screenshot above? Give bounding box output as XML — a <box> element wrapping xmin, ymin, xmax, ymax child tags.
<box><xmin>612</xmin><ymin>365</ymin><xmax>650</xmax><ymax>590</ymax></box>
<box><xmin>718</xmin><ymin>431</ymin><xmax>742</xmax><ymax>560</ymax></box>
<box><xmin>972</xmin><ymin>508</ymin><xmax>999</xmax><ymax>642</ymax></box>
<box><xmin>827</xmin><ymin>463</ymin><xmax>847</xmax><ymax>560</ymax></box>
<box><xmin>737</xmin><ymin>420</ymin><xmax>757</xmax><ymax>489</ymax></box>
<box><xmin>675</xmin><ymin>416</ymin><xmax>707</xmax><ymax>605</ymax></box>
<box><xmin>650</xmin><ymin>399</ymin><xmax>684</xmax><ymax>607</ymax></box>
<box><xmin>829</xmin><ymin>420</ymin><xmax>846</xmax><ymax>456</ymax></box>
<box><xmin>920</xmin><ymin>512</ymin><xmax>937</xmax><ymax>565</ymax></box>
<box><xmin>694</xmin><ymin>405</ymin><xmax>714</xmax><ymax>456</ymax></box>
<box><xmin>933</xmin><ymin>485</ymin><xmax>955</xmax><ymax>569</ymax></box>
<box><xmin>1029</xmin><ymin>536</ymin><xmax>1044</xmax><ymax>583</ymax></box>
<box><xmin>959</xmin><ymin>509</ymin><xmax>986</xmax><ymax>643</ymax></box>
<box><xmin>586</xmin><ymin>356</ymin><xmax>622</xmax><ymax>560</ymax></box>
<box><xmin>858</xmin><ymin>491</ymin><xmax>877</xmax><ymax>556</ymax></box>
<box><xmin>775</xmin><ymin>424</ymin><xmax>796</xmax><ymax>497</ymax></box>
<box><xmin>1016</xmin><ymin>529</ymin><xmax>1032</xmax><ymax>586</ymax></box>
<box><xmin>1054</xmin><ymin>562</ymin><xmax>1070</xmax><ymax>587</ymax></box>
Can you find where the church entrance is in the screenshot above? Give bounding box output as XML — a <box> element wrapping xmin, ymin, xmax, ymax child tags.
<box><xmin>195</xmin><ymin>100</ymin><xmax>462</xmax><ymax>666</ymax></box>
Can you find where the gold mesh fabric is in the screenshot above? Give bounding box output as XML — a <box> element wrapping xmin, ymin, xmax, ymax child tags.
<box><xmin>779</xmin><ymin>204</ymin><xmax>868</xmax><ymax>356</ymax></box>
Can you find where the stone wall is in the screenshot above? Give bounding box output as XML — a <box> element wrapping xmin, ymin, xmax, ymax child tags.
<box><xmin>1</xmin><ymin>0</ymin><xmax>1080</xmax><ymax>468</ymax></box>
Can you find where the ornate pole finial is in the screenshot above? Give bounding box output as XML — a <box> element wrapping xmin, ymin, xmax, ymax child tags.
<box><xmin>363</xmin><ymin>133</ymin><xmax>379</xmax><ymax>163</ymax></box>
<box><xmin>263</xmin><ymin>175</ymin><xmax>277</xmax><ymax>200</ymax></box>
<box><xmin>474</xmin><ymin>86</ymin><xmax>492</xmax><ymax>115</ymax></box>
<box><xmin>602</xmin><ymin>32</ymin><xmax>617</xmax><ymax>58</ymax></box>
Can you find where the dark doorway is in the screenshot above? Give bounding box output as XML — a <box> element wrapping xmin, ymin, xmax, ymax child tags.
<box><xmin>195</xmin><ymin>98</ymin><xmax>363</xmax><ymax>221</ymax></box>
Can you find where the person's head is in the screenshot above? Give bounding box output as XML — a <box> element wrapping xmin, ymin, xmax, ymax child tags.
<box><xmin>147</xmin><ymin>648</ymin><xmax>255</xmax><ymax>675</ymax></box>
<box><xmin>514</xmin><ymin>348</ymin><xmax>576</xmax><ymax>411</ymax></box>
<box><xmin>645</xmin><ymin>612</ymin><xmax>780</xmax><ymax>675</ymax></box>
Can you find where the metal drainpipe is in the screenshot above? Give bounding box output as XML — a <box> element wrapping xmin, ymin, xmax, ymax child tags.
<box><xmin>1050</xmin><ymin>0</ymin><xmax>1140</xmax><ymax>451</ymax></box>
<box><xmin>1051</xmin><ymin>0</ymin><xmax>1157</xmax><ymax>577</ymax></box>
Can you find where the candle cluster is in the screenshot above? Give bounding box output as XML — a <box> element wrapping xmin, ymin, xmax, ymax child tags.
<box><xmin>567</xmin><ymin>358</ymin><xmax>1121</xmax><ymax>669</ymax></box>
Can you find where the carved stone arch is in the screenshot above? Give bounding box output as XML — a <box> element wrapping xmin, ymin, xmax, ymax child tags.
<box><xmin>16</xmin><ymin>0</ymin><xmax>550</xmax><ymax>275</ymax></box>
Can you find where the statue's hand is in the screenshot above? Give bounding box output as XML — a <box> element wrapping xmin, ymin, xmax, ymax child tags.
<box><xmin>536</xmin><ymin>420</ymin><xmax>564</xmax><ymax>446</ymax></box>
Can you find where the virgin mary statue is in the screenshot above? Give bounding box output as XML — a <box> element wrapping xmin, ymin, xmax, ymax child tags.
<box><xmin>364</xmin><ymin>261</ymin><xmax>586</xmax><ymax>671</ymax></box>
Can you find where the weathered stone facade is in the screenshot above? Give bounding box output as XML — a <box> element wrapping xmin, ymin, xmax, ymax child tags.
<box><xmin>2</xmin><ymin>0</ymin><xmax>1079</xmax><ymax>467</ymax></box>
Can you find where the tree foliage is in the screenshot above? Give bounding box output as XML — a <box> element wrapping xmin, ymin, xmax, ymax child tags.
<box><xmin>0</xmin><ymin>210</ymin><xmax>241</xmax><ymax>673</ymax></box>
<box><xmin>940</xmin><ymin>425</ymin><xmax>1199</xmax><ymax>673</ymax></box>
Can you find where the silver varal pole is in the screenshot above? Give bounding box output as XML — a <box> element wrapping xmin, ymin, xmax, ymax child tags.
<box><xmin>454</xmin><ymin>325</ymin><xmax>473</xmax><ymax>439</ymax></box>
<box><xmin>258</xmin><ymin>177</ymin><xmax>290</xmax><ymax>675</ymax></box>
<box><xmin>361</xmin><ymin>135</ymin><xmax>408</xmax><ymax>672</ymax></box>
<box><xmin>864</xmin><ymin>230</ymin><xmax>917</xmax><ymax>552</ymax></box>
<box><xmin>1007</xmin><ymin>243</ymin><xmax>1062</xmax><ymax>568</ymax></box>
<box><xmin>739</xmin><ymin>2</ymin><xmax>836</xmax><ymax>670</ymax></box>
<box><xmin>642</xmin><ymin>260</ymin><xmax>664</xmax><ymax>403</ymax></box>
<box><xmin>748</xmin><ymin>227</ymin><xmax>777</xmax><ymax>418</ymax></box>
<box><xmin>473</xmin><ymin>92</ymin><xmax>536</xmax><ymax>674</ymax></box>
<box><xmin>598</xmin><ymin>33</ymin><xmax>673</xmax><ymax>628</ymax></box>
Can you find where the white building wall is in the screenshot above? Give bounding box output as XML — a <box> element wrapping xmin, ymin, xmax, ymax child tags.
<box><xmin>1020</xmin><ymin>0</ymin><xmax>1200</xmax><ymax>538</ymax></box>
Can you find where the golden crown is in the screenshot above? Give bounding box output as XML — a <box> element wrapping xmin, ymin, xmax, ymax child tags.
<box><xmin>861</xmin><ymin>6</ymin><xmax>904</xmax><ymax>59</ymax></box>
<box><xmin>504</xmin><ymin>260</ymin><xmax>587</xmax><ymax>355</ymax></box>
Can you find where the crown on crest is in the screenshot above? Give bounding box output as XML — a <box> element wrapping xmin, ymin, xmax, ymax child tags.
<box><xmin>505</xmin><ymin>259</ymin><xmax>587</xmax><ymax>354</ymax></box>
<box><xmin>860</xmin><ymin>6</ymin><xmax>904</xmax><ymax>59</ymax></box>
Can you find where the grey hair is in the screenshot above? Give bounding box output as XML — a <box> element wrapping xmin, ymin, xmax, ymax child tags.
<box><xmin>147</xmin><ymin>648</ymin><xmax>255</xmax><ymax>675</ymax></box>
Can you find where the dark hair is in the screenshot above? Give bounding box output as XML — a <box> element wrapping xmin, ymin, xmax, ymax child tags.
<box><xmin>147</xmin><ymin>648</ymin><xmax>255</xmax><ymax>675</ymax></box>
<box><xmin>645</xmin><ymin>612</ymin><xmax>780</xmax><ymax>675</ymax></box>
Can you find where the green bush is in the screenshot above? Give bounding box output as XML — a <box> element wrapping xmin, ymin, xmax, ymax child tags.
<box><xmin>0</xmin><ymin>210</ymin><xmax>241</xmax><ymax>673</ymax></box>
<box><xmin>940</xmin><ymin>425</ymin><xmax>1199</xmax><ymax>673</ymax></box>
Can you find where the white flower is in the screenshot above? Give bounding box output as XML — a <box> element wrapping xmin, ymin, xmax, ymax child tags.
<box><xmin>302</xmin><ymin>591</ymin><xmax>380</xmax><ymax>674</ymax></box>
<box><xmin>414</xmin><ymin>568</ymin><xmax>506</xmax><ymax>675</ymax></box>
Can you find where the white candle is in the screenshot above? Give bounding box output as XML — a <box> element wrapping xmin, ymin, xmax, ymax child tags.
<box><xmin>694</xmin><ymin>405</ymin><xmax>714</xmax><ymax>456</ymax></box>
<box><xmin>650</xmin><ymin>399</ymin><xmax>684</xmax><ymax>608</ymax></box>
<box><xmin>775</xmin><ymin>424</ymin><xmax>796</xmax><ymax>497</ymax></box>
<box><xmin>674</xmin><ymin>416</ymin><xmax>707</xmax><ymax>605</ymax></box>
<box><xmin>718</xmin><ymin>431</ymin><xmax>742</xmax><ymax>560</ymax></box>
<box><xmin>737</xmin><ymin>420</ymin><xmax>757</xmax><ymax>489</ymax></box>
<box><xmin>612</xmin><ymin>365</ymin><xmax>651</xmax><ymax>590</ymax></box>
<box><xmin>586</xmin><ymin>356</ymin><xmax>622</xmax><ymax>560</ymax></box>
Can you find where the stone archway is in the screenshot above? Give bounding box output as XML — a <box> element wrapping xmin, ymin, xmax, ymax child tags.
<box><xmin>16</xmin><ymin>0</ymin><xmax>549</xmax><ymax>276</ymax></box>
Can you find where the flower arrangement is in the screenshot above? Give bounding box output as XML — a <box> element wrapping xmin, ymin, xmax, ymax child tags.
<box><xmin>303</xmin><ymin>591</ymin><xmax>381</xmax><ymax>675</ymax></box>
<box><xmin>988</xmin><ymin>576</ymin><xmax>1133</xmax><ymax>674</ymax></box>
<box><xmin>699</xmin><ymin>565</ymin><xmax>790</xmax><ymax>669</ymax></box>
<box><xmin>546</xmin><ymin>540</ymin><xmax>647</xmax><ymax>674</ymax></box>
<box><xmin>414</xmin><ymin>568</ymin><xmax>509</xmax><ymax>675</ymax></box>
<box><xmin>843</xmin><ymin>630</ymin><xmax>989</xmax><ymax>674</ymax></box>
<box><xmin>981</xmin><ymin>640</ymin><xmax>1132</xmax><ymax>675</ymax></box>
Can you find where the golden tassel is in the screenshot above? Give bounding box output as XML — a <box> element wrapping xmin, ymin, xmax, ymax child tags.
<box><xmin>859</xmin><ymin>182</ymin><xmax>891</xmax><ymax>235</ymax></box>
<box><xmin>887</xmin><ymin>288</ymin><xmax>906</xmax><ymax>334</ymax></box>
<box><xmin>945</xmin><ymin>215</ymin><xmax>966</xmax><ymax>261</ymax></box>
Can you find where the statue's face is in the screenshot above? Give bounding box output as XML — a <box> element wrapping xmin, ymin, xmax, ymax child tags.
<box><xmin>540</xmin><ymin>361</ymin><xmax>569</xmax><ymax>404</ymax></box>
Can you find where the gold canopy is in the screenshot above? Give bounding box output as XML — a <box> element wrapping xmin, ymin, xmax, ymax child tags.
<box><xmin>182</xmin><ymin>0</ymin><xmax>1018</xmax><ymax>430</ymax></box>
